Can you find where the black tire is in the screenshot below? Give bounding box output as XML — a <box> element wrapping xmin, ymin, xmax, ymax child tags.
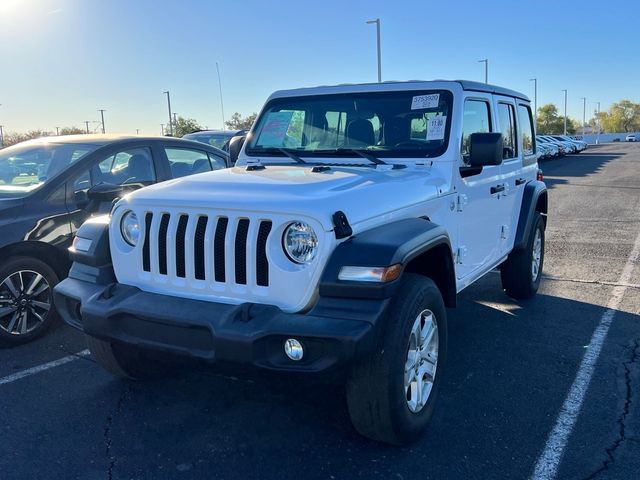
<box><xmin>501</xmin><ymin>212</ymin><xmax>545</xmax><ymax>299</ymax></box>
<box><xmin>0</xmin><ymin>256</ymin><xmax>60</xmax><ymax>346</ymax></box>
<box><xmin>346</xmin><ymin>274</ymin><xmax>447</xmax><ymax>445</ymax></box>
<box><xmin>85</xmin><ymin>334</ymin><xmax>175</xmax><ymax>380</ymax></box>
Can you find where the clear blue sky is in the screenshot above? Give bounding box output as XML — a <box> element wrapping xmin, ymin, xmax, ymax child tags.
<box><xmin>0</xmin><ymin>0</ymin><xmax>637</xmax><ymax>134</ymax></box>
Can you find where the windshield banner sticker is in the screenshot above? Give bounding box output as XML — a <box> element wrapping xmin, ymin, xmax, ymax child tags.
<box><xmin>411</xmin><ymin>94</ymin><xmax>440</xmax><ymax>110</ymax></box>
<box><xmin>257</xmin><ymin>111</ymin><xmax>294</xmax><ymax>146</ymax></box>
<box><xmin>426</xmin><ymin>115</ymin><xmax>446</xmax><ymax>141</ymax></box>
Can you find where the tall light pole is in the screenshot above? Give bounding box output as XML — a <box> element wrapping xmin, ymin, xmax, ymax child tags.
<box><xmin>595</xmin><ymin>102</ymin><xmax>601</xmax><ymax>144</ymax></box>
<box><xmin>84</xmin><ymin>121</ymin><xmax>90</xmax><ymax>133</ymax></box>
<box><xmin>561</xmin><ymin>89</ymin><xmax>568</xmax><ymax>135</ymax></box>
<box><xmin>580</xmin><ymin>97</ymin><xmax>586</xmax><ymax>136</ymax></box>
<box><xmin>478</xmin><ymin>59</ymin><xmax>488</xmax><ymax>84</ymax></box>
<box><xmin>163</xmin><ymin>91</ymin><xmax>173</xmax><ymax>136</ymax></box>
<box><xmin>366</xmin><ymin>19</ymin><xmax>382</xmax><ymax>83</ymax></box>
<box><xmin>98</xmin><ymin>109</ymin><xmax>106</xmax><ymax>134</ymax></box>
<box><xmin>216</xmin><ymin>63</ymin><xmax>226</xmax><ymax>131</ymax></box>
<box><xmin>530</xmin><ymin>78</ymin><xmax>537</xmax><ymax>125</ymax></box>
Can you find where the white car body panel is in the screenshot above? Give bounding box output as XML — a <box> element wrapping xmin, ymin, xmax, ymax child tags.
<box><xmin>108</xmin><ymin>80</ymin><xmax>537</xmax><ymax>313</ymax></box>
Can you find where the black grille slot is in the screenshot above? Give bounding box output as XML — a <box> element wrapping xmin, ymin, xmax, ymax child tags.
<box><xmin>142</xmin><ymin>213</ymin><xmax>153</xmax><ymax>272</ymax></box>
<box><xmin>234</xmin><ymin>219</ymin><xmax>250</xmax><ymax>285</ymax></box>
<box><xmin>175</xmin><ymin>215</ymin><xmax>188</xmax><ymax>278</ymax></box>
<box><xmin>256</xmin><ymin>221</ymin><xmax>272</xmax><ymax>286</ymax></box>
<box><xmin>158</xmin><ymin>214</ymin><xmax>170</xmax><ymax>275</ymax></box>
<box><xmin>194</xmin><ymin>216</ymin><xmax>208</xmax><ymax>280</ymax></box>
<box><xmin>214</xmin><ymin>217</ymin><xmax>228</xmax><ymax>282</ymax></box>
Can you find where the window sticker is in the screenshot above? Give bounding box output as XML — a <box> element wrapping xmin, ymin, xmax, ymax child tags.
<box><xmin>426</xmin><ymin>115</ymin><xmax>447</xmax><ymax>141</ymax></box>
<box><xmin>411</xmin><ymin>94</ymin><xmax>440</xmax><ymax>110</ymax></box>
<box><xmin>257</xmin><ymin>111</ymin><xmax>294</xmax><ymax>146</ymax></box>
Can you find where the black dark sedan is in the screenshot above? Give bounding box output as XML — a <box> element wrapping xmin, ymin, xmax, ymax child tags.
<box><xmin>0</xmin><ymin>134</ymin><xmax>229</xmax><ymax>345</ymax></box>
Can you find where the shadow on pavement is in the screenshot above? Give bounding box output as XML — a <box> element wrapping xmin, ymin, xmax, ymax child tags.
<box><xmin>542</xmin><ymin>151</ymin><xmax>623</xmax><ymax>189</ymax></box>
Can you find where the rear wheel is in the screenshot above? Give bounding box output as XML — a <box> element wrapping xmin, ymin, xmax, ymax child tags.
<box><xmin>346</xmin><ymin>274</ymin><xmax>447</xmax><ymax>445</ymax></box>
<box><xmin>0</xmin><ymin>256</ymin><xmax>59</xmax><ymax>346</ymax></box>
<box><xmin>501</xmin><ymin>213</ymin><xmax>545</xmax><ymax>299</ymax></box>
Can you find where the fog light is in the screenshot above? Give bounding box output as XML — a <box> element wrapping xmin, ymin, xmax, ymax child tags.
<box><xmin>284</xmin><ymin>338</ymin><xmax>304</xmax><ymax>361</ymax></box>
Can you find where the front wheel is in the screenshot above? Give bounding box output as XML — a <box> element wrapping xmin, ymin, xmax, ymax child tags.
<box><xmin>346</xmin><ymin>274</ymin><xmax>447</xmax><ymax>445</ymax></box>
<box><xmin>501</xmin><ymin>212</ymin><xmax>545</xmax><ymax>299</ymax></box>
<box><xmin>85</xmin><ymin>335</ymin><xmax>175</xmax><ymax>380</ymax></box>
<box><xmin>0</xmin><ymin>256</ymin><xmax>60</xmax><ymax>346</ymax></box>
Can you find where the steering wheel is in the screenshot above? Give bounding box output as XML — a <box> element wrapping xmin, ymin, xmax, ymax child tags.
<box><xmin>394</xmin><ymin>140</ymin><xmax>426</xmax><ymax>148</ymax></box>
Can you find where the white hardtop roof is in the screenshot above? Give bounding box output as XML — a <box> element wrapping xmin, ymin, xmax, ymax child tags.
<box><xmin>268</xmin><ymin>79</ymin><xmax>529</xmax><ymax>102</ymax></box>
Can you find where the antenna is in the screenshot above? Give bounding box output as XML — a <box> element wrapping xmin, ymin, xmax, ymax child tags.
<box><xmin>216</xmin><ymin>62</ymin><xmax>226</xmax><ymax>131</ymax></box>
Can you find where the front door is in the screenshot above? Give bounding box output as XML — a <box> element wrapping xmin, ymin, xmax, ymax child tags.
<box><xmin>456</xmin><ymin>96</ymin><xmax>503</xmax><ymax>281</ymax></box>
<box><xmin>67</xmin><ymin>146</ymin><xmax>158</xmax><ymax>233</ymax></box>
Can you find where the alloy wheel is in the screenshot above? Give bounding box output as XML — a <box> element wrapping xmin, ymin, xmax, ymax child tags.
<box><xmin>0</xmin><ymin>270</ymin><xmax>51</xmax><ymax>335</ymax></box>
<box><xmin>404</xmin><ymin>309</ymin><xmax>439</xmax><ymax>413</ymax></box>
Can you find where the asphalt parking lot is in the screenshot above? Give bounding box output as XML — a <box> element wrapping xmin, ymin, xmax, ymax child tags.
<box><xmin>1</xmin><ymin>143</ymin><xmax>639</xmax><ymax>480</ymax></box>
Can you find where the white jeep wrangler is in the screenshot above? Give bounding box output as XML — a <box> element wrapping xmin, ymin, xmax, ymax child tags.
<box><xmin>54</xmin><ymin>80</ymin><xmax>547</xmax><ymax>445</ymax></box>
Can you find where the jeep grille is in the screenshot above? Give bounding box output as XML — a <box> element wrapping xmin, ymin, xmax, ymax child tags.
<box><xmin>141</xmin><ymin>212</ymin><xmax>272</xmax><ymax>287</ymax></box>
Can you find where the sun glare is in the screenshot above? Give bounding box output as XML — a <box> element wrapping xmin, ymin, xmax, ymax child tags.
<box><xmin>0</xmin><ymin>0</ymin><xmax>26</xmax><ymax>15</ymax></box>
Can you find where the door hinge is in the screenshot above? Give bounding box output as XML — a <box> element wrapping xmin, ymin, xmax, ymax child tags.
<box><xmin>456</xmin><ymin>194</ymin><xmax>468</xmax><ymax>212</ymax></box>
<box><xmin>500</xmin><ymin>225</ymin><xmax>509</xmax><ymax>239</ymax></box>
<box><xmin>455</xmin><ymin>246</ymin><xmax>467</xmax><ymax>264</ymax></box>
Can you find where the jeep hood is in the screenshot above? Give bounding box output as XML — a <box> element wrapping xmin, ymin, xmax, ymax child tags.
<box><xmin>123</xmin><ymin>165</ymin><xmax>447</xmax><ymax>231</ymax></box>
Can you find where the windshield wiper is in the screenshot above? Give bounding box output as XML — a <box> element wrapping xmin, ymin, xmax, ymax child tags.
<box><xmin>276</xmin><ymin>148</ymin><xmax>307</xmax><ymax>164</ymax></box>
<box><xmin>334</xmin><ymin>148</ymin><xmax>387</xmax><ymax>166</ymax></box>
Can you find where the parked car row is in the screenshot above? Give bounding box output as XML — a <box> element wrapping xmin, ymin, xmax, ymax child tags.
<box><xmin>0</xmin><ymin>135</ymin><xmax>229</xmax><ymax>345</ymax></box>
<box><xmin>536</xmin><ymin>134</ymin><xmax>587</xmax><ymax>160</ymax></box>
<box><xmin>182</xmin><ymin>129</ymin><xmax>248</xmax><ymax>152</ymax></box>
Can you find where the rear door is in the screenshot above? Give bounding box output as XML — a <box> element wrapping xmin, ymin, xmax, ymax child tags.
<box><xmin>161</xmin><ymin>146</ymin><xmax>228</xmax><ymax>179</ymax></box>
<box><xmin>494</xmin><ymin>96</ymin><xmax>521</xmax><ymax>255</ymax></box>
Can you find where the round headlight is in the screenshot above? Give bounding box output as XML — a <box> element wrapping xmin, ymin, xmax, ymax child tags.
<box><xmin>120</xmin><ymin>210</ymin><xmax>140</xmax><ymax>246</ymax></box>
<box><xmin>283</xmin><ymin>221</ymin><xmax>318</xmax><ymax>264</ymax></box>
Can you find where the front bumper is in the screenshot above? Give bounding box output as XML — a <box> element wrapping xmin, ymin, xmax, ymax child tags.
<box><xmin>54</xmin><ymin>269</ymin><xmax>386</xmax><ymax>373</ymax></box>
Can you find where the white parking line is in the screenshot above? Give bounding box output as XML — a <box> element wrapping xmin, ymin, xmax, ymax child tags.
<box><xmin>0</xmin><ymin>350</ymin><xmax>90</xmax><ymax>386</ymax></box>
<box><xmin>531</xmin><ymin>228</ymin><xmax>640</xmax><ymax>480</ymax></box>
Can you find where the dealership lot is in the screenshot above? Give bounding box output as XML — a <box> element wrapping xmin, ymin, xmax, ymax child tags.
<box><xmin>0</xmin><ymin>144</ymin><xmax>639</xmax><ymax>480</ymax></box>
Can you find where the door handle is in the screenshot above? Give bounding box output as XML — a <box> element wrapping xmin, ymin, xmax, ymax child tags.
<box><xmin>491</xmin><ymin>184</ymin><xmax>505</xmax><ymax>195</ymax></box>
<box><xmin>515</xmin><ymin>178</ymin><xmax>527</xmax><ymax>186</ymax></box>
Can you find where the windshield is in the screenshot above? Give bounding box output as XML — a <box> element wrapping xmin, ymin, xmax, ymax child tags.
<box><xmin>246</xmin><ymin>90</ymin><xmax>453</xmax><ymax>160</ymax></box>
<box><xmin>0</xmin><ymin>142</ymin><xmax>98</xmax><ymax>197</ymax></box>
<box><xmin>184</xmin><ymin>133</ymin><xmax>232</xmax><ymax>150</ymax></box>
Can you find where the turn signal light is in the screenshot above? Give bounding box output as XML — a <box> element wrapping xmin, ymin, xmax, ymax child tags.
<box><xmin>338</xmin><ymin>264</ymin><xmax>403</xmax><ymax>283</ymax></box>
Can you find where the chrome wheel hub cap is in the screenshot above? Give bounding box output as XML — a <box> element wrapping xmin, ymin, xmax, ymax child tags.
<box><xmin>404</xmin><ymin>309</ymin><xmax>439</xmax><ymax>413</ymax></box>
<box><xmin>0</xmin><ymin>270</ymin><xmax>51</xmax><ymax>335</ymax></box>
<box><xmin>532</xmin><ymin>229</ymin><xmax>542</xmax><ymax>281</ymax></box>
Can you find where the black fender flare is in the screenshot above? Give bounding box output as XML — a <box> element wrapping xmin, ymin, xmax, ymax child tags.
<box><xmin>319</xmin><ymin>218</ymin><xmax>456</xmax><ymax>306</ymax></box>
<box><xmin>514</xmin><ymin>181</ymin><xmax>548</xmax><ymax>250</ymax></box>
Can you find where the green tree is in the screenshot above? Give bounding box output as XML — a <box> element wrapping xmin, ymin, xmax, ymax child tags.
<box><xmin>536</xmin><ymin>104</ymin><xmax>578</xmax><ymax>134</ymax></box>
<box><xmin>599</xmin><ymin>100</ymin><xmax>640</xmax><ymax>133</ymax></box>
<box><xmin>537</xmin><ymin>104</ymin><xmax>564</xmax><ymax>134</ymax></box>
<box><xmin>172</xmin><ymin>116</ymin><xmax>202</xmax><ymax>137</ymax></box>
<box><xmin>225</xmin><ymin>112</ymin><xmax>257</xmax><ymax>130</ymax></box>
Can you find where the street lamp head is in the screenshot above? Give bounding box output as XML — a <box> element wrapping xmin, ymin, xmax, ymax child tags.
<box><xmin>366</xmin><ymin>18</ymin><xmax>379</xmax><ymax>24</ymax></box>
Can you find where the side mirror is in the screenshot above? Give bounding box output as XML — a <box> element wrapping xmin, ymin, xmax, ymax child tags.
<box><xmin>87</xmin><ymin>183</ymin><xmax>125</xmax><ymax>202</ymax></box>
<box><xmin>227</xmin><ymin>135</ymin><xmax>247</xmax><ymax>164</ymax></box>
<box><xmin>469</xmin><ymin>133</ymin><xmax>503</xmax><ymax>167</ymax></box>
